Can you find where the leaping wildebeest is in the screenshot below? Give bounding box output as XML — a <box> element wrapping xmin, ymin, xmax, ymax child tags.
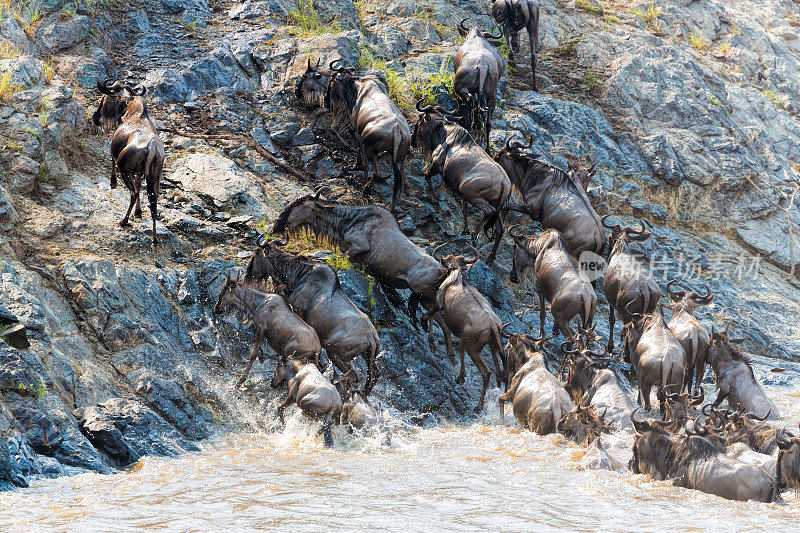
<box><xmin>214</xmin><ymin>276</ymin><xmax>322</xmax><ymax>388</ymax></box>
<box><xmin>601</xmin><ymin>216</ymin><xmax>660</xmax><ymax>352</ymax></box>
<box><xmin>508</xmin><ymin>226</ymin><xmax>596</xmax><ymax>341</ymax></box>
<box><xmin>665</xmin><ymin>280</ymin><xmax>713</xmax><ymax>395</ymax></box>
<box><xmin>454</xmin><ymin>18</ymin><xmax>505</xmax><ymax>149</ymax></box>
<box><xmin>622</xmin><ymin>306</ymin><xmax>685</xmax><ymax>415</ymax></box>
<box><xmin>629</xmin><ymin>409</ymin><xmax>779</xmax><ymax>502</ymax></box>
<box><xmin>324</xmin><ymin>62</ymin><xmax>411</xmax><ymax>207</ymax></box>
<box><xmin>92</xmin><ymin>79</ymin><xmax>164</xmax><ymax>247</ymax></box>
<box><xmin>245</xmin><ymin>242</ymin><xmax>380</xmax><ymax>395</ymax></box>
<box><xmin>491</xmin><ymin>0</ymin><xmax>540</xmax><ymax>90</ymax></box>
<box><xmin>427</xmin><ymin>245</ymin><xmax>508</xmax><ymax>412</ymax></box>
<box><xmin>412</xmin><ymin>101</ymin><xmax>511</xmax><ymax>264</ymax></box>
<box><xmin>271</xmin><ymin>189</ymin><xmax>445</xmax><ymax>322</ymax></box>
<box><xmin>494</xmin><ymin>136</ymin><xmax>606</xmax><ymax>256</ymax></box>
<box><xmin>270</xmin><ymin>353</ymin><xmax>342</xmax><ymax>447</ymax></box>
<box><xmin>706</xmin><ymin>327</ymin><xmax>780</xmax><ymax>419</ymax></box>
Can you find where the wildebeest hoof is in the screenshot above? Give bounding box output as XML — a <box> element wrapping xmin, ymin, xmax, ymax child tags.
<box><xmin>110</xmin><ymin>180</ymin><xmax>118</xmax><ymax>189</ymax></box>
<box><xmin>456</xmin><ymin>374</ymin><xmax>465</xmax><ymax>384</ymax></box>
<box><xmin>134</xmin><ymin>210</ymin><xmax>143</xmax><ymax>219</ymax></box>
<box><xmin>473</xmin><ymin>404</ymin><xmax>483</xmax><ymax>414</ymax></box>
<box><xmin>119</xmin><ymin>219</ymin><xmax>131</xmax><ymax>227</ymax></box>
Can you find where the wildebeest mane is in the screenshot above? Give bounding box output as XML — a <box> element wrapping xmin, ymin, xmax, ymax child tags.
<box><xmin>641</xmin><ymin>428</ymin><xmax>718</xmax><ymax>478</ymax></box>
<box><xmin>508</xmin><ymin>155</ymin><xmax>585</xmax><ymax>199</ymax></box>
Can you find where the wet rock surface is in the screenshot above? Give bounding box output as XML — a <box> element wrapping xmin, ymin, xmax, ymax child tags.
<box><xmin>0</xmin><ymin>0</ymin><xmax>799</xmax><ymax>488</ymax></box>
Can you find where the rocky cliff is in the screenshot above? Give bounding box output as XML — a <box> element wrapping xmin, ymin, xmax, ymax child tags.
<box><xmin>0</xmin><ymin>0</ymin><xmax>798</xmax><ymax>488</ymax></box>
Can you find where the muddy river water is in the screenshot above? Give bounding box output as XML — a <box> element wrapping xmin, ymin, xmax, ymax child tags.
<box><xmin>2</xmin><ymin>383</ymin><xmax>799</xmax><ymax>532</ymax></box>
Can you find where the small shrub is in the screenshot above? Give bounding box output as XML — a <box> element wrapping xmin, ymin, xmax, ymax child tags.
<box><xmin>0</xmin><ymin>39</ymin><xmax>20</xmax><ymax>59</ymax></box>
<box><xmin>716</xmin><ymin>39</ymin><xmax>732</xmax><ymax>59</ymax></box>
<box><xmin>576</xmin><ymin>0</ymin><xmax>603</xmax><ymax>16</ymax></box>
<box><xmin>287</xmin><ymin>0</ymin><xmax>340</xmax><ymax>37</ymax></box>
<box><xmin>688</xmin><ymin>30</ymin><xmax>708</xmax><ymax>51</ymax></box>
<box><xmin>42</xmin><ymin>59</ymin><xmax>56</xmax><ymax>82</ymax></box>
<box><xmin>0</xmin><ymin>381</ymin><xmax>47</xmax><ymax>399</ymax></box>
<box><xmin>0</xmin><ymin>71</ymin><xmax>22</xmax><ymax>101</ymax></box>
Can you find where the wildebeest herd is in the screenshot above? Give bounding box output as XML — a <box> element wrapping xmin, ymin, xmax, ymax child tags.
<box><xmin>92</xmin><ymin>0</ymin><xmax>799</xmax><ymax>504</ymax></box>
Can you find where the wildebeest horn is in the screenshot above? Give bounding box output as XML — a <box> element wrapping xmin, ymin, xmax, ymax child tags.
<box><xmin>690</xmin><ymin>387</ymin><xmax>704</xmax><ymax>406</ymax></box>
<box><xmin>458</xmin><ymin>18</ymin><xmax>470</xmax><ymax>34</ymax></box>
<box><xmin>745</xmin><ymin>410</ymin><xmax>770</xmax><ymax>422</ymax></box>
<box><xmin>587</xmin><ymin>160</ymin><xmax>597</xmax><ymax>174</ymax></box>
<box><xmin>329</xmin><ymin>59</ymin><xmax>347</xmax><ymax>72</ymax></box>
<box><xmin>729</xmin><ymin>335</ymin><xmax>746</xmax><ymax>344</ymax></box>
<box><xmin>485</xmin><ymin>24</ymin><xmax>504</xmax><ymax>40</ymax></box>
<box><xmin>97</xmin><ymin>79</ymin><xmax>122</xmax><ymax>94</ymax></box>
<box><xmin>500</xmin><ymin>322</ymin><xmax>512</xmax><ymax>338</ymax></box>
<box><xmin>625</xmin><ymin>300</ymin><xmax>643</xmax><ymax>320</ymax></box>
<box><xmin>692</xmin><ymin>284</ymin><xmax>714</xmax><ymax>305</ymax></box>
<box><xmin>313</xmin><ymin>185</ymin><xmax>330</xmax><ymax>199</ymax></box>
<box><xmin>560</xmin><ymin>341</ymin><xmax>578</xmax><ymax>355</ymax></box>
<box><xmin>630</xmin><ymin>407</ymin><xmax>650</xmax><ymax>433</ymax></box>
<box><xmin>666</xmin><ymin>279</ymin><xmax>686</xmax><ymax>302</ymax></box>
<box><xmin>126</xmin><ymin>84</ymin><xmax>147</xmax><ymax>96</ymax></box>
<box><xmin>702</xmin><ymin>404</ymin><xmax>714</xmax><ymax>416</ymax></box>
<box><xmin>663</xmin><ymin>384</ymin><xmax>679</xmax><ymax>401</ymax></box>
<box><xmin>776</xmin><ymin>429</ymin><xmax>794</xmax><ymax>450</ymax></box>
<box><xmin>463</xmin><ymin>244</ymin><xmax>480</xmax><ymax>265</ymax></box>
<box><xmin>601</xmin><ymin>215</ymin><xmax>620</xmax><ymax>231</ymax></box>
<box><xmin>691</xmin><ymin>414</ymin><xmax>709</xmax><ymax>435</ymax></box>
<box><xmin>431</xmin><ymin>242</ymin><xmax>448</xmax><ymax>263</ymax></box>
<box><xmin>416</xmin><ymin>98</ymin><xmax>436</xmax><ymax>114</ymax></box>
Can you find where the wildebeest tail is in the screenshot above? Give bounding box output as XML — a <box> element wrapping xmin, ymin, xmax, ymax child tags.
<box><xmin>580</xmin><ymin>293</ymin><xmax>594</xmax><ymax>331</ymax></box>
<box><xmin>663</xmin><ymin>361</ymin><xmax>681</xmax><ymax>392</ymax></box>
<box><xmin>391</xmin><ymin>125</ymin><xmax>404</xmax><ymax>202</ymax></box>
<box><xmin>477</xmin><ymin>65</ymin><xmax>488</xmax><ymax>111</ymax></box>
<box><xmin>144</xmin><ymin>142</ymin><xmax>163</xmax><ymax>217</ymax></box>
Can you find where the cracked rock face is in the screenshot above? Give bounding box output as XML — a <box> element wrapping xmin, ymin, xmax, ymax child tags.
<box><xmin>1</xmin><ymin>0</ymin><xmax>799</xmax><ymax>488</ymax></box>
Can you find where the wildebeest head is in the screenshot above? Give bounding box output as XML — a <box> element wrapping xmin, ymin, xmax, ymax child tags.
<box><xmin>662</xmin><ymin>385</ymin><xmax>704</xmax><ymax>424</ymax></box>
<box><xmin>331</xmin><ymin>370</ymin><xmax>359</xmax><ymax>401</ymax></box>
<box><xmin>666</xmin><ymin>279</ymin><xmax>714</xmax><ymax>314</ymax></box>
<box><xmin>706</xmin><ymin>326</ymin><xmax>747</xmax><ymax>371</ymax></box>
<box><xmin>561</xmin><ymin>340</ymin><xmax>610</xmax><ymax>402</ymax></box>
<box><xmin>92</xmin><ymin>79</ymin><xmax>146</xmax><ymax>130</ymax></box>
<box><xmin>491</xmin><ymin>0</ymin><xmax>529</xmax><ymax>32</ymax></box>
<box><xmin>295</xmin><ymin>58</ymin><xmax>329</xmax><ymax>107</ymax></box>
<box><xmin>601</xmin><ymin>216</ymin><xmax>651</xmax><ymax>255</ymax></box>
<box><xmin>432</xmin><ymin>242</ymin><xmax>479</xmax><ymax>271</ymax></box>
<box><xmin>503</xmin><ymin>330</ymin><xmax>547</xmax><ymax>378</ymax></box>
<box><xmin>270</xmin><ymin>353</ymin><xmax>293</xmax><ymax>389</ymax></box>
<box><xmin>777</xmin><ymin>426</ymin><xmax>800</xmax><ymax>490</ymax></box>
<box><xmin>567</xmin><ymin>160</ymin><xmax>597</xmax><ymax>192</ymax></box>
<box><xmin>508</xmin><ymin>225</ymin><xmax>563</xmax><ymax>283</ymax></box>
<box><xmin>214</xmin><ymin>272</ymin><xmax>241</xmax><ymax>315</ymax></box>
<box><xmin>271</xmin><ymin>186</ymin><xmax>330</xmax><ymax>235</ymax></box>
<box><xmin>323</xmin><ymin>60</ymin><xmax>358</xmax><ymax>115</ymax></box>
<box><xmin>558</xmin><ymin>401</ymin><xmax>608</xmax><ymax>445</ymax></box>
<box><xmin>411</xmin><ymin>100</ymin><xmax>458</xmax><ymax>154</ymax></box>
<box><xmin>628</xmin><ymin>408</ymin><xmax>712</xmax><ymax>478</ymax></box>
<box><xmin>620</xmin><ymin>303</ymin><xmax>657</xmax><ymax>364</ymax></box>
<box><xmin>456</xmin><ymin>18</ymin><xmax>504</xmax><ymax>45</ymax></box>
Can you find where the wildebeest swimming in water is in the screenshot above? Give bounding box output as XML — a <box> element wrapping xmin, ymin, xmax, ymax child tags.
<box><xmin>245</xmin><ymin>242</ymin><xmax>380</xmax><ymax>395</ymax></box>
<box><xmin>629</xmin><ymin>409</ymin><xmax>779</xmax><ymax>502</ymax></box>
<box><xmin>92</xmin><ymin>79</ymin><xmax>164</xmax><ymax>248</ymax></box>
<box><xmin>270</xmin><ymin>353</ymin><xmax>342</xmax><ymax>448</ymax></box>
<box><xmin>214</xmin><ymin>275</ymin><xmax>322</xmax><ymax>388</ymax></box>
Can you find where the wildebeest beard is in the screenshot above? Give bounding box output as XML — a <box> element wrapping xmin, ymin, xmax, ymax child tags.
<box><xmin>327</xmin><ymin>73</ymin><xmax>360</xmax><ymax>130</ymax></box>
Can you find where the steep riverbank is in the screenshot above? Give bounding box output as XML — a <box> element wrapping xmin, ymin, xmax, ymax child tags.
<box><xmin>1</xmin><ymin>0</ymin><xmax>799</xmax><ymax>487</ymax></box>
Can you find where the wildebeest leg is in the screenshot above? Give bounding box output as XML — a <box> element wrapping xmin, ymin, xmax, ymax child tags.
<box><xmin>537</xmin><ymin>285</ymin><xmax>546</xmax><ymax>338</ymax></box>
<box><xmin>694</xmin><ymin>360</ymin><xmax>705</xmax><ymax>396</ymax></box>
<box><xmin>485</xmin><ymin>101</ymin><xmax>494</xmax><ymax>152</ymax></box>
<box><xmin>657</xmin><ymin>386</ymin><xmax>666</xmax><ymax>418</ymax></box>
<box><xmin>362</xmin><ymin>345</ymin><xmax>377</xmax><ymax>397</ymax></box>
<box><xmin>235</xmin><ymin>329</ymin><xmax>264</xmax><ymax>389</ymax></box>
<box><xmin>328</xmin><ymin>351</ymin><xmax>357</xmax><ymax>382</ymax></box>
<box><xmin>110</xmin><ymin>158</ymin><xmax>117</xmax><ymax>189</ymax></box>
<box><xmin>424</xmin><ymin>167</ymin><xmax>439</xmax><ymax>200</ymax></box>
<box><xmin>607</xmin><ymin>307</ymin><xmax>615</xmax><ymax>353</ymax></box>
<box><xmin>528</xmin><ymin>25</ymin><xmax>539</xmax><ymax>91</ymax></box>
<box><xmin>509</xmin><ymin>31</ymin><xmax>519</xmax><ymax>68</ymax></box>
<box><xmin>134</xmin><ymin>179</ymin><xmax>143</xmax><ymax>219</ymax></box>
<box><xmin>684</xmin><ymin>367</ymin><xmax>694</xmax><ymax>396</ymax></box>
<box><xmin>490</xmin><ymin>345</ymin><xmax>503</xmax><ymax>388</ymax></box>
<box><xmin>119</xmin><ymin>186</ymin><xmax>136</xmax><ymax>227</ymax></box>
<box><xmin>461</xmin><ymin>199</ymin><xmax>470</xmax><ymax>236</ymax></box>
<box><xmin>276</xmin><ymin>394</ymin><xmax>293</xmax><ymax>426</ymax></box>
<box><xmin>711</xmin><ymin>390</ymin><xmax>728</xmax><ymax>408</ymax></box>
<box><xmin>146</xmin><ymin>173</ymin><xmax>158</xmax><ymax>247</ymax></box>
<box><xmin>321</xmin><ymin>412</ymin><xmax>334</xmax><ymax>448</ymax></box>
<box><xmin>470</xmin><ymin>211</ymin><xmax>492</xmax><ymax>245</ymax></box>
<box><xmin>433</xmin><ymin>314</ymin><xmax>455</xmax><ymax>362</ymax></box>
<box><xmin>640</xmin><ymin>374</ymin><xmax>652</xmax><ymax>411</ymax></box>
<box><xmin>486</xmin><ymin>210</ymin><xmax>504</xmax><ymax>265</ymax></box>
<box><xmin>467</xmin><ymin>345</ymin><xmax>491</xmax><ymax>413</ymax></box>
<box><xmin>456</xmin><ymin>340</ymin><xmax>467</xmax><ymax>384</ymax></box>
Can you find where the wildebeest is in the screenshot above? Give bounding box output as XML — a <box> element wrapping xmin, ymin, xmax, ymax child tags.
<box><xmin>491</xmin><ymin>0</ymin><xmax>540</xmax><ymax>90</ymax></box>
<box><xmin>666</xmin><ymin>280</ymin><xmax>713</xmax><ymax>395</ymax></box>
<box><xmin>427</xmin><ymin>245</ymin><xmax>507</xmax><ymax>412</ymax></box>
<box><xmin>245</xmin><ymin>242</ymin><xmax>380</xmax><ymax>395</ymax></box>
<box><xmin>295</xmin><ymin>58</ymin><xmax>330</xmax><ymax>107</ymax></box>
<box><xmin>502</xmin><ymin>330</ymin><xmax>547</xmax><ymax>384</ymax></box>
<box><xmin>270</xmin><ymin>354</ymin><xmax>342</xmax><ymax>447</ymax></box>
<box><xmin>776</xmin><ymin>428</ymin><xmax>800</xmax><ymax>493</ymax></box>
<box><xmin>629</xmin><ymin>409</ymin><xmax>778</xmax><ymax>502</ymax></box>
<box><xmin>706</xmin><ymin>328</ymin><xmax>780</xmax><ymax>419</ymax></box>
<box><xmin>623</xmin><ymin>307</ymin><xmax>685</xmax><ymax>415</ymax></box>
<box><xmin>494</xmin><ymin>136</ymin><xmax>606</xmax><ymax>256</ymax></box>
<box><xmin>557</xmin><ymin>399</ymin><xmax>609</xmax><ymax>445</ymax></box>
<box><xmin>661</xmin><ymin>386</ymin><xmax>704</xmax><ymax>428</ymax></box>
<box><xmin>499</xmin><ymin>340</ymin><xmax>573</xmax><ymax>434</ymax></box>
<box><xmin>561</xmin><ymin>342</ymin><xmax>636</xmax><ymax>431</ymax></box>
<box><xmin>214</xmin><ymin>276</ymin><xmax>322</xmax><ymax>388</ymax></box>
<box><xmin>324</xmin><ymin>62</ymin><xmax>411</xmax><ymax>206</ymax></box>
<box><xmin>602</xmin><ymin>217</ymin><xmax>660</xmax><ymax>352</ymax></box>
<box><xmin>92</xmin><ymin>79</ymin><xmax>164</xmax><ymax>247</ymax></box>
<box><xmin>412</xmin><ymin>102</ymin><xmax>511</xmax><ymax>264</ymax></box>
<box><xmin>453</xmin><ymin>19</ymin><xmax>505</xmax><ymax>149</ymax></box>
<box><xmin>508</xmin><ymin>226</ymin><xmax>596</xmax><ymax>340</ymax></box>
<box><xmin>333</xmin><ymin>372</ymin><xmax>391</xmax><ymax>445</ymax></box>
<box><xmin>719</xmin><ymin>408</ymin><xmax>779</xmax><ymax>455</ymax></box>
<box><xmin>271</xmin><ymin>190</ymin><xmax>445</xmax><ymax>321</ymax></box>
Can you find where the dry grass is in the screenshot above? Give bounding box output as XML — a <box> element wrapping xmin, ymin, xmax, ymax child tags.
<box><xmin>0</xmin><ymin>39</ymin><xmax>20</xmax><ymax>59</ymax></box>
<box><xmin>688</xmin><ymin>30</ymin><xmax>708</xmax><ymax>51</ymax></box>
<box><xmin>0</xmin><ymin>71</ymin><xmax>22</xmax><ymax>101</ymax></box>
